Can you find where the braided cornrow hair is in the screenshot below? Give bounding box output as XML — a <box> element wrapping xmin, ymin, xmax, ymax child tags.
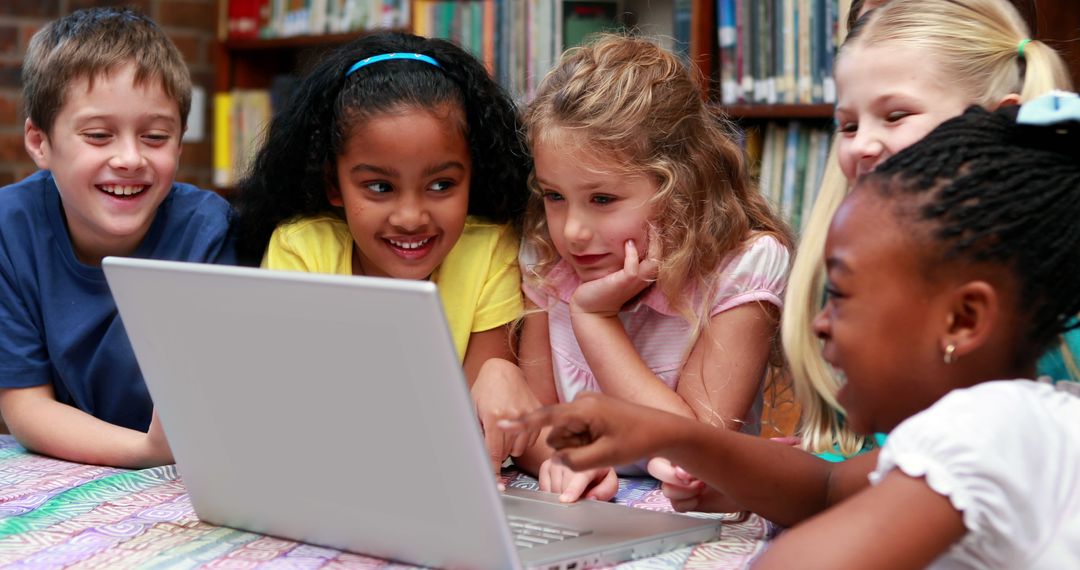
<box><xmin>867</xmin><ymin>105</ymin><xmax>1080</xmax><ymax>365</ymax></box>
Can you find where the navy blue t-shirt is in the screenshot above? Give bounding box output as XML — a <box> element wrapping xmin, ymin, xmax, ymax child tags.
<box><xmin>0</xmin><ymin>171</ymin><xmax>235</xmax><ymax>431</ymax></box>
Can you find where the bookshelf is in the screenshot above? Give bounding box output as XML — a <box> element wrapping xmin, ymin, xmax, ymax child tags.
<box><xmin>208</xmin><ymin>0</ymin><xmax>832</xmax><ymax>230</ymax></box>
<box><xmin>697</xmin><ymin>0</ymin><xmax>840</xmax><ymax>234</ymax></box>
<box><xmin>214</xmin><ymin>33</ymin><xmax>359</xmax><ymax>92</ymax></box>
<box><xmin>702</xmin><ymin>0</ymin><xmax>1080</xmax><ymax>235</ymax></box>
<box><xmin>212</xmin><ymin>1</ymin><xmax>628</xmax><ymax>189</ymax></box>
<box><xmin>721</xmin><ymin>104</ymin><xmax>833</xmax><ymax>120</ymax></box>
<box><xmin>211</xmin><ymin>0</ymin><xmax>1078</xmax><ymax>194</ymax></box>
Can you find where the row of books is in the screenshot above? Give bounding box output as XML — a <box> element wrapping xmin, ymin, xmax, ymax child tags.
<box><xmin>415</xmin><ymin>0</ymin><xmax>619</xmax><ymax>101</ymax></box>
<box><xmin>226</xmin><ymin>0</ymin><xmax>408</xmax><ymax>39</ymax></box>
<box><xmin>213</xmin><ymin>90</ymin><xmax>273</xmax><ymax>188</ymax></box>
<box><xmin>717</xmin><ymin>0</ymin><xmax>841</xmax><ymax>105</ymax></box>
<box><xmin>225</xmin><ymin>0</ymin><xmax>624</xmax><ymax>101</ymax></box>
<box><xmin>412</xmin><ymin>1</ymin><xmax>497</xmax><ymax>73</ymax></box>
<box><xmin>747</xmin><ymin>121</ymin><xmax>833</xmax><ymax>234</ymax></box>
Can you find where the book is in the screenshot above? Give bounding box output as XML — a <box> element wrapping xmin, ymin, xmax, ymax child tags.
<box><xmin>718</xmin><ymin>0</ymin><xmax>737</xmax><ymax>104</ymax></box>
<box><xmin>562</xmin><ymin>1</ymin><xmax>617</xmax><ymax>51</ymax></box>
<box><xmin>213</xmin><ymin>92</ymin><xmax>234</xmax><ymax>188</ymax></box>
<box><xmin>673</xmin><ymin>0</ymin><xmax>692</xmax><ymax>56</ymax></box>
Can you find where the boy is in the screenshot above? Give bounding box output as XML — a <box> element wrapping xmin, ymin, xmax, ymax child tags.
<box><xmin>0</xmin><ymin>7</ymin><xmax>234</xmax><ymax>468</ymax></box>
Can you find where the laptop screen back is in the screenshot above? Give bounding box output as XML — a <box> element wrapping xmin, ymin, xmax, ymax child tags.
<box><xmin>103</xmin><ymin>258</ymin><xmax>519</xmax><ymax>568</ymax></box>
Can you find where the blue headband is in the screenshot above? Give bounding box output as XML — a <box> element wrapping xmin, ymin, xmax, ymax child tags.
<box><xmin>345</xmin><ymin>53</ymin><xmax>442</xmax><ymax>77</ymax></box>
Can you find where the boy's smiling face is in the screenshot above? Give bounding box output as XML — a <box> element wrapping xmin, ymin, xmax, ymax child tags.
<box><xmin>24</xmin><ymin>62</ymin><xmax>183</xmax><ymax>265</ymax></box>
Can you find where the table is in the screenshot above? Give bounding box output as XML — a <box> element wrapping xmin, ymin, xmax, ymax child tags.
<box><xmin>0</xmin><ymin>436</ymin><xmax>772</xmax><ymax>568</ymax></box>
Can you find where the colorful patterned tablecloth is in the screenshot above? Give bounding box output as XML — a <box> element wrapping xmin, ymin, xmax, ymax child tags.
<box><xmin>0</xmin><ymin>436</ymin><xmax>772</xmax><ymax>568</ymax></box>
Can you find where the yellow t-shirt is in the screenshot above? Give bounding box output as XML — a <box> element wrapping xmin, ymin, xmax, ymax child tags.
<box><xmin>263</xmin><ymin>214</ymin><xmax>523</xmax><ymax>362</ymax></box>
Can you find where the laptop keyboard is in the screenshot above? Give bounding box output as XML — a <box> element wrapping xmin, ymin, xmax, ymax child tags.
<box><xmin>507</xmin><ymin>515</ymin><xmax>592</xmax><ymax>549</ymax></box>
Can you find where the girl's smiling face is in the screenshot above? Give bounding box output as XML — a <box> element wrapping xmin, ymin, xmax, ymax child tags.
<box><xmin>833</xmin><ymin>43</ymin><xmax>970</xmax><ymax>182</ymax></box>
<box><xmin>329</xmin><ymin>103</ymin><xmax>471</xmax><ymax>280</ymax></box>
<box><xmin>811</xmin><ymin>187</ymin><xmax>952</xmax><ymax>433</ymax></box>
<box><xmin>532</xmin><ymin>132</ymin><xmax>657</xmax><ymax>282</ymax></box>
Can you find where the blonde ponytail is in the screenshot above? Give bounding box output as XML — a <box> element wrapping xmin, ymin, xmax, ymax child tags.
<box><xmin>781</xmin><ymin>0</ymin><xmax>1073</xmax><ymax>459</ymax></box>
<box><xmin>841</xmin><ymin>0</ymin><xmax>1071</xmax><ymax>107</ymax></box>
<box><xmin>1018</xmin><ymin>39</ymin><xmax>1074</xmax><ymax>102</ymax></box>
<box><xmin>782</xmin><ymin>147</ymin><xmax>869</xmax><ymax>455</ymax></box>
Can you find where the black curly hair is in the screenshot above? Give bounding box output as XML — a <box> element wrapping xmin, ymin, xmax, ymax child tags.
<box><xmin>864</xmin><ymin>104</ymin><xmax>1080</xmax><ymax>367</ymax></box>
<box><xmin>232</xmin><ymin>31</ymin><xmax>531</xmax><ymax>266</ymax></box>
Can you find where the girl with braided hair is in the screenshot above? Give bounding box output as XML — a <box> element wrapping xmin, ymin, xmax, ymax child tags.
<box><xmin>504</xmin><ymin>98</ymin><xmax>1080</xmax><ymax>568</ymax></box>
<box><xmin>231</xmin><ymin>31</ymin><xmax>534</xmax><ymax>467</ymax></box>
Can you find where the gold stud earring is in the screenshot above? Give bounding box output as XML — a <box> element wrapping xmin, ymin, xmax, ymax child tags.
<box><xmin>943</xmin><ymin>343</ymin><xmax>957</xmax><ymax>365</ymax></box>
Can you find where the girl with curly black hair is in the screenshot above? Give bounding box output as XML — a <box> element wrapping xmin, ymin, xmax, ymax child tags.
<box><xmin>232</xmin><ymin>31</ymin><xmax>531</xmax><ymax>406</ymax></box>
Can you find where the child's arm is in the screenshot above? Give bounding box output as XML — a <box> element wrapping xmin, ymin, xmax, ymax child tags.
<box><xmin>0</xmin><ymin>385</ymin><xmax>173</xmax><ymax>468</ymax></box>
<box><xmin>575</xmin><ymin>302</ymin><xmax>774</xmax><ymax>427</ymax></box>
<box><xmin>675</xmin><ymin>304</ymin><xmax>776</xmax><ymax>428</ymax></box>
<box><xmin>503</xmin><ymin>392</ymin><xmax>876</xmax><ymax>526</ymax></box>
<box><xmin>471</xmin><ymin>357</ymin><xmax>544</xmax><ymax>474</ymax></box>
<box><xmin>472</xmin><ymin>306</ymin><xmax>620</xmax><ymax>501</ymax></box>
<box><xmin>571</xmin><ymin>241</ymin><xmax>774</xmax><ymax>427</ymax></box>
<box><xmin>509</xmin><ymin>306</ymin><xmax>570</xmax><ymax>473</ymax></box>
<box><xmin>507</xmin><ymin>310</ymin><xmax>621</xmax><ymax>501</ymax></box>
<box><xmin>470</xmin><ymin>305</ymin><xmax>557</xmax><ymax>474</ymax></box>
<box><xmin>462</xmin><ymin>323</ymin><xmax>515</xmax><ymax>387</ymax></box>
<box><xmin>754</xmin><ymin>469</ymin><xmax>965</xmax><ymax>569</ymax></box>
<box><xmin>647</xmin><ymin>457</ymin><xmax>744</xmax><ymax>513</ymax></box>
<box><xmin>570</xmin><ymin>240</ymin><xmax>693</xmax><ymax>417</ymax></box>
<box><xmin>466</xmin><ymin>324</ymin><xmax>524</xmax><ymax>473</ymax></box>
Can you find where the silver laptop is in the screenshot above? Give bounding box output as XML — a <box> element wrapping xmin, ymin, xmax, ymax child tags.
<box><xmin>102</xmin><ymin>257</ymin><xmax>721</xmax><ymax>570</ymax></box>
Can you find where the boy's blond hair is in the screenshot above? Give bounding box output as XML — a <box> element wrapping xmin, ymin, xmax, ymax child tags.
<box><xmin>22</xmin><ymin>7</ymin><xmax>192</xmax><ymax>136</ymax></box>
<box><xmin>784</xmin><ymin>0</ymin><xmax>1073</xmax><ymax>456</ymax></box>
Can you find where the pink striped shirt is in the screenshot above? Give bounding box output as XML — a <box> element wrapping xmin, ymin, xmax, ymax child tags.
<box><xmin>523</xmin><ymin>235</ymin><xmax>790</xmax><ymax>435</ymax></box>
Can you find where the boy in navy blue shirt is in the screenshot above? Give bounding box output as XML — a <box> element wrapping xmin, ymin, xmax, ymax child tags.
<box><xmin>0</xmin><ymin>7</ymin><xmax>234</xmax><ymax>467</ymax></box>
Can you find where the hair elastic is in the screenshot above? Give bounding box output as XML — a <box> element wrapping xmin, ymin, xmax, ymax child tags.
<box><xmin>345</xmin><ymin>53</ymin><xmax>441</xmax><ymax>77</ymax></box>
<box><xmin>1017</xmin><ymin>38</ymin><xmax>1032</xmax><ymax>58</ymax></box>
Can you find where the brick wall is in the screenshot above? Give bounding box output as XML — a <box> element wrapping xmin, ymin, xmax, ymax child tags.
<box><xmin>0</xmin><ymin>0</ymin><xmax>218</xmax><ymax>189</ymax></box>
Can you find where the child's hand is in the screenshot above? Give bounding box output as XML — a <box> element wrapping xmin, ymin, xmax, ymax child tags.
<box><xmin>499</xmin><ymin>392</ymin><xmax>679</xmax><ymax>471</ymax></box>
<box><xmin>145</xmin><ymin>410</ymin><xmax>175</xmax><ymax>465</ymax></box>
<box><xmin>472</xmin><ymin>359</ymin><xmax>543</xmax><ymax>474</ymax></box>
<box><xmin>570</xmin><ymin>238</ymin><xmax>660</xmax><ymax>317</ymax></box>
<box><xmin>539</xmin><ymin>458</ymin><xmax>618</xmax><ymax>502</ymax></box>
<box><xmin>647</xmin><ymin>457</ymin><xmax>743</xmax><ymax>513</ymax></box>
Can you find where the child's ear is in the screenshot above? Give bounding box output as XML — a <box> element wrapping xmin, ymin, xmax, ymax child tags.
<box><xmin>941</xmin><ymin>280</ymin><xmax>998</xmax><ymax>361</ymax></box>
<box><xmin>24</xmin><ymin>118</ymin><xmax>51</xmax><ymax>170</ymax></box>
<box><xmin>990</xmin><ymin>93</ymin><xmax>1022</xmax><ymax>110</ymax></box>
<box><xmin>325</xmin><ymin>175</ymin><xmax>344</xmax><ymax>207</ymax></box>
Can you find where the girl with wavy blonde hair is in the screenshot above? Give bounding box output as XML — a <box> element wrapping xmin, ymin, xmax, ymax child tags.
<box><xmin>474</xmin><ymin>33</ymin><xmax>794</xmax><ymax>503</ymax></box>
<box><xmin>785</xmin><ymin>0</ymin><xmax>1073</xmax><ymax>459</ymax></box>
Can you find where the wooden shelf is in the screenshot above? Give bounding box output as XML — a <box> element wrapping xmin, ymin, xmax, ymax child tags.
<box><xmin>222</xmin><ymin>30</ymin><xmax>406</xmax><ymax>51</ymax></box>
<box><xmin>716</xmin><ymin>103</ymin><xmax>834</xmax><ymax>120</ymax></box>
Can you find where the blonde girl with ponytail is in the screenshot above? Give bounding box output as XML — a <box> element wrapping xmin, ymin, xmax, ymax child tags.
<box><xmin>643</xmin><ymin>0</ymin><xmax>1074</xmax><ymax>518</ymax></box>
<box><xmin>783</xmin><ymin>0</ymin><xmax>1073</xmax><ymax>460</ymax></box>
